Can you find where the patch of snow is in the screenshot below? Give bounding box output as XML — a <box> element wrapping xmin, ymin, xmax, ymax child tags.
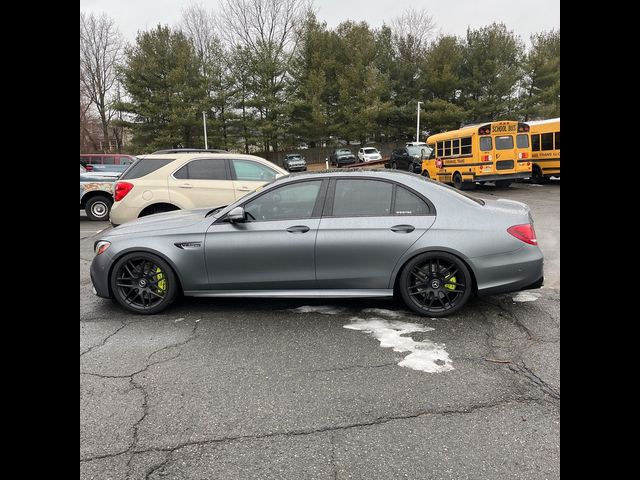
<box><xmin>512</xmin><ymin>292</ymin><xmax>539</xmax><ymax>302</ymax></box>
<box><xmin>289</xmin><ymin>305</ymin><xmax>347</xmax><ymax>315</ymax></box>
<box><xmin>344</xmin><ymin>317</ymin><xmax>453</xmax><ymax>373</ymax></box>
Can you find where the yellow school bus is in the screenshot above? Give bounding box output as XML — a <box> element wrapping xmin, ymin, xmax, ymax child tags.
<box><xmin>527</xmin><ymin>118</ymin><xmax>560</xmax><ymax>183</ymax></box>
<box><xmin>422</xmin><ymin>121</ymin><xmax>532</xmax><ymax>189</ymax></box>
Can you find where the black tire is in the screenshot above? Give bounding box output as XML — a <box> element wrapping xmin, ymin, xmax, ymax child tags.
<box><xmin>422</xmin><ymin>170</ymin><xmax>430</xmax><ymax>179</ymax></box>
<box><xmin>398</xmin><ymin>252</ymin><xmax>472</xmax><ymax>317</ymax></box>
<box><xmin>110</xmin><ymin>252</ymin><xmax>179</xmax><ymax>314</ymax></box>
<box><xmin>391</xmin><ymin>161</ymin><xmax>397</xmax><ymax>170</ymax></box>
<box><xmin>85</xmin><ymin>195</ymin><xmax>113</xmax><ymax>221</ymax></box>
<box><xmin>531</xmin><ymin>165</ymin><xmax>547</xmax><ymax>184</ymax></box>
<box><xmin>495</xmin><ymin>179</ymin><xmax>512</xmax><ymax>188</ymax></box>
<box><xmin>453</xmin><ymin>172</ymin><xmax>463</xmax><ymax>190</ymax></box>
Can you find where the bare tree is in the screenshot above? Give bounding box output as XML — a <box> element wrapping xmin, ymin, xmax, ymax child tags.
<box><xmin>216</xmin><ymin>0</ymin><xmax>312</xmax><ymax>157</ymax></box>
<box><xmin>388</xmin><ymin>7</ymin><xmax>436</xmax><ymax>62</ymax></box>
<box><xmin>80</xmin><ymin>12</ymin><xmax>124</xmax><ymax>151</ymax></box>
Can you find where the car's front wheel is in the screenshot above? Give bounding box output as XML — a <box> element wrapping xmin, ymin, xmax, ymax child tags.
<box><xmin>110</xmin><ymin>252</ymin><xmax>179</xmax><ymax>314</ymax></box>
<box><xmin>399</xmin><ymin>252</ymin><xmax>472</xmax><ymax>317</ymax></box>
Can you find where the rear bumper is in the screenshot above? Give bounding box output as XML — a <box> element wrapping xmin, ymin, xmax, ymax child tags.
<box><xmin>472</xmin><ymin>172</ymin><xmax>531</xmax><ymax>182</ymax></box>
<box><xmin>472</xmin><ymin>245</ymin><xmax>544</xmax><ymax>297</ymax></box>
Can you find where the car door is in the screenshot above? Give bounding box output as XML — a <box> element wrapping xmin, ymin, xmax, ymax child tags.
<box><xmin>229</xmin><ymin>158</ymin><xmax>280</xmax><ymax>200</ymax></box>
<box><xmin>204</xmin><ymin>179</ymin><xmax>327</xmax><ymax>290</ymax></box>
<box><xmin>315</xmin><ymin>178</ymin><xmax>436</xmax><ymax>289</ymax></box>
<box><xmin>168</xmin><ymin>158</ymin><xmax>236</xmax><ymax>209</ymax></box>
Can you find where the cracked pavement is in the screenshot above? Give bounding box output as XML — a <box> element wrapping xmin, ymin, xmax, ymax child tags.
<box><xmin>80</xmin><ymin>182</ymin><xmax>559</xmax><ymax>479</ymax></box>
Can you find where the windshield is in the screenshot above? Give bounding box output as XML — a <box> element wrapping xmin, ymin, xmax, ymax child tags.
<box><xmin>363</xmin><ymin>148</ymin><xmax>377</xmax><ymax>154</ymax></box>
<box><xmin>287</xmin><ymin>155</ymin><xmax>301</xmax><ymax>160</ymax></box>
<box><xmin>337</xmin><ymin>149</ymin><xmax>351</xmax><ymax>154</ymax></box>
<box><xmin>406</xmin><ymin>146</ymin><xmax>423</xmax><ymax>156</ymax></box>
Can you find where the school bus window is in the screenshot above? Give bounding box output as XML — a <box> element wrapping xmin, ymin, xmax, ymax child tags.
<box><xmin>461</xmin><ymin>137</ymin><xmax>472</xmax><ymax>155</ymax></box>
<box><xmin>516</xmin><ymin>134</ymin><xmax>529</xmax><ymax>148</ymax></box>
<box><xmin>452</xmin><ymin>139</ymin><xmax>460</xmax><ymax>155</ymax></box>
<box><xmin>554</xmin><ymin>132</ymin><xmax>560</xmax><ymax>150</ymax></box>
<box><xmin>436</xmin><ymin>142</ymin><xmax>443</xmax><ymax>157</ymax></box>
<box><xmin>495</xmin><ymin>136</ymin><xmax>514</xmax><ymax>150</ymax></box>
<box><xmin>480</xmin><ymin>137</ymin><xmax>492</xmax><ymax>151</ymax></box>
<box><xmin>541</xmin><ymin>133</ymin><xmax>553</xmax><ymax>150</ymax></box>
<box><xmin>531</xmin><ymin>134</ymin><xmax>540</xmax><ymax>151</ymax></box>
<box><xmin>444</xmin><ymin>140</ymin><xmax>452</xmax><ymax>156</ymax></box>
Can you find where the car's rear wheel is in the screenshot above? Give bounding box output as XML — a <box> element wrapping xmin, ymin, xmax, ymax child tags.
<box><xmin>391</xmin><ymin>161</ymin><xmax>397</xmax><ymax>169</ymax></box>
<box><xmin>85</xmin><ymin>195</ymin><xmax>113</xmax><ymax>221</ymax></box>
<box><xmin>110</xmin><ymin>252</ymin><xmax>178</xmax><ymax>314</ymax></box>
<box><xmin>399</xmin><ymin>252</ymin><xmax>472</xmax><ymax>317</ymax></box>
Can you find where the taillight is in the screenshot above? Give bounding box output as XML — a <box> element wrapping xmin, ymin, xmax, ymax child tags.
<box><xmin>114</xmin><ymin>181</ymin><xmax>134</xmax><ymax>201</ymax></box>
<box><xmin>507</xmin><ymin>223</ymin><xmax>537</xmax><ymax>245</ymax></box>
<box><xmin>85</xmin><ymin>165</ymin><xmax>93</xmax><ymax>171</ymax></box>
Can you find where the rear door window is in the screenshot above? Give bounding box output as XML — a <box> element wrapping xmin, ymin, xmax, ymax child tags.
<box><xmin>174</xmin><ymin>159</ymin><xmax>228</xmax><ymax>180</ymax></box>
<box><xmin>332</xmin><ymin>179</ymin><xmax>392</xmax><ymax>216</ymax></box>
<box><xmin>495</xmin><ymin>136</ymin><xmax>514</xmax><ymax>150</ymax></box>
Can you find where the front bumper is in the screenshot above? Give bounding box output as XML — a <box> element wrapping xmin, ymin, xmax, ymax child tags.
<box><xmin>287</xmin><ymin>165</ymin><xmax>307</xmax><ymax>171</ymax></box>
<box><xmin>90</xmin><ymin>250</ymin><xmax>115</xmax><ymax>298</ymax></box>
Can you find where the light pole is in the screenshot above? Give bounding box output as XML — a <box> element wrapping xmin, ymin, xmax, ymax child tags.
<box><xmin>416</xmin><ymin>101</ymin><xmax>423</xmax><ymax>143</ymax></box>
<box><xmin>202</xmin><ymin>111</ymin><xmax>208</xmax><ymax>149</ymax></box>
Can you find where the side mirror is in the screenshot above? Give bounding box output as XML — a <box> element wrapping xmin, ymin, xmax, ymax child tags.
<box><xmin>227</xmin><ymin>206</ymin><xmax>246</xmax><ymax>223</ymax></box>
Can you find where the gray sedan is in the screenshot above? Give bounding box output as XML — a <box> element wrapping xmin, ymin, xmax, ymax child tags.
<box><xmin>90</xmin><ymin>170</ymin><xmax>543</xmax><ymax>316</ymax></box>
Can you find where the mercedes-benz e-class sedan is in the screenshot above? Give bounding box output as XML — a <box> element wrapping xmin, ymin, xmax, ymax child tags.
<box><xmin>90</xmin><ymin>170</ymin><xmax>543</xmax><ymax>315</ymax></box>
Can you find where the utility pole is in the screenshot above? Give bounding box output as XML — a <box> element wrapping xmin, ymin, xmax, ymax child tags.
<box><xmin>416</xmin><ymin>101</ymin><xmax>423</xmax><ymax>142</ymax></box>
<box><xmin>202</xmin><ymin>111</ymin><xmax>208</xmax><ymax>149</ymax></box>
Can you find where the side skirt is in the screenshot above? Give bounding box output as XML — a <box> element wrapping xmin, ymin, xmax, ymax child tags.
<box><xmin>184</xmin><ymin>289</ymin><xmax>394</xmax><ymax>298</ymax></box>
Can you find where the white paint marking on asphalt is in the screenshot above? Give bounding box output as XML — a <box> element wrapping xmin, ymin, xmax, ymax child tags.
<box><xmin>289</xmin><ymin>305</ymin><xmax>347</xmax><ymax>315</ymax></box>
<box><xmin>344</xmin><ymin>317</ymin><xmax>454</xmax><ymax>373</ymax></box>
<box><xmin>361</xmin><ymin>308</ymin><xmax>405</xmax><ymax>318</ymax></box>
<box><xmin>512</xmin><ymin>292</ymin><xmax>539</xmax><ymax>302</ymax></box>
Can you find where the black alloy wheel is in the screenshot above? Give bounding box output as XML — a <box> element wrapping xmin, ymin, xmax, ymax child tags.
<box><xmin>399</xmin><ymin>252</ymin><xmax>472</xmax><ymax>317</ymax></box>
<box><xmin>110</xmin><ymin>253</ymin><xmax>178</xmax><ymax>314</ymax></box>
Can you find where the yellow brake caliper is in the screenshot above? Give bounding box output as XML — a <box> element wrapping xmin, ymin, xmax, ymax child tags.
<box><xmin>154</xmin><ymin>267</ymin><xmax>166</xmax><ymax>294</ymax></box>
<box><xmin>444</xmin><ymin>275</ymin><xmax>457</xmax><ymax>291</ymax></box>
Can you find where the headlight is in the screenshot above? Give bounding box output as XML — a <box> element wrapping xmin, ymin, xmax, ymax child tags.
<box><xmin>95</xmin><ymin>240</ymin><xmax>111</xmax><ymax>255</ymax></box>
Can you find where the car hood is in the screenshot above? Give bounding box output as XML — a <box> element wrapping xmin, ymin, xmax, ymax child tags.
<box><xmin>107</xmin><ymin>208</ymin><xmax>211</xmax><ymax>236</ymax></box>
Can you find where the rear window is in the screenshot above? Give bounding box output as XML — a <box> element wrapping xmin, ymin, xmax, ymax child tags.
<box><xmin>363</xmin><ymin>148</ymin><xmax>377</xmax><ymax>154</ymax></box>
<box><xmin>120</xmin><ymin>158</ymin><xmax>174</xmax><ymax>180</ymax></box>
<box><xmin>495</xmin><ymin>136</ymin><xmax>514</xmax><ymax>150</ymax></box>
<box><xmin>516</xmin><ymin>134</ymin><xmax>529</xmax><ymax>148</ymax></box>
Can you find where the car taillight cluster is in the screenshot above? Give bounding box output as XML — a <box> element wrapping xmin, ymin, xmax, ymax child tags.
<box><xmin>114</xmin><ymin>181</ymin><xmax>134</xmax><ymax>201</ymax></box>
<box><xmin>482</xmin><ymin>155</ymin><xmax>491</xmax><ymax>162</ymax></box>
<box><xmin>518</xmin><ymin>152</ymin><xmax>529</xmax><ymax>159</ymax></box>
<box><xmin>507</xmin><ymin>223</ymin><xmax>537</xmax><ymax>245</ymax></box>
<box><xmin>85</xmin><ymin>165</ymin><xmax>94</xmax><ymax>171</ymax></box>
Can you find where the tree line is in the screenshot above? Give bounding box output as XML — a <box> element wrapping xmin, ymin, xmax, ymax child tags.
<box><xmin>80</xmin><ymin>0</ymin><xmax>560</xmax><ymax>159</ymax></box>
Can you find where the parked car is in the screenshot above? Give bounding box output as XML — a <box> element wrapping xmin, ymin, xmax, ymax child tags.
<box><xmin>80</xmin><ymin>154</ymin><xmax>136</xmax><ymax>172</ymax></box>
<box><xmin>80</xmin><ymin>166</ymin><xmax>117</xmax><ymax>221</ymax></box>
<box><xmin>357</xmin><ymin>147</ymin><xmax>382</xmax><ymax>162</ymax></box>
<box><xmin>109</xmin><ymin>153</ymin><xmax>287</xmax><ymax>226</ymax></box>
<box><xmin>329</xmin><ymin>148</ymin><xmax>356</xmax><ymax>167</ymax></box>
<box><xmin>406</xmin><ymin>141</ymin><xmax>429</xmax><ymax>148</ymax></box>
<box><xmin>90</xmin><ymin>169</ymin><xmax>544</xmax><ymax>315</ymax></box>
<box><xmin>387</xmin><ymin>146</ymin><xmax>431</xmax><ymax>173</ymax></box>
<box><xmin>283</xmin><ymin>154</ymin><xmax>307</xmax><ymax>172</ymax></box>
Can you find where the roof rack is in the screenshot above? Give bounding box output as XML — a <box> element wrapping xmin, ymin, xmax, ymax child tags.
<box><xmin>151</xmin><ymin>148</ymin><xmax>228</xmax><ymax>154</ymax></box>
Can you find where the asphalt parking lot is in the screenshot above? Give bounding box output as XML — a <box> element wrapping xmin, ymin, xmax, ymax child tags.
<box><xmin>80</xmin><ymin>180</ymin><xmax>559</xmax><ymax>479</ymax></box>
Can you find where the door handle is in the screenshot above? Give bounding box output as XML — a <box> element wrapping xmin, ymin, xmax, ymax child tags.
<box><xmin>179</xmin><ymin>183</ymin><xmax>193</xmax><ymax>188</ymax></box>
<box><xmin>286</xmin><ymin>225</ymin><xmax>310</xmax><ymax>233</ymax></box>
<box><xmin>238</xmin><ymin>186</ymin><xmax>251</xmax><ymax>191</ymax></box>
<box><xmin>390</xmin><ymin>224</ymin><xmax>415</xmax><ymax>233</ymax></box>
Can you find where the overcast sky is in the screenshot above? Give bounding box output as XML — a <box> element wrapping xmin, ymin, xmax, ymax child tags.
<box><xmin>80</xmin><ymin>0</ymin><xmax>559</xmax><ymax>44</ymax></box>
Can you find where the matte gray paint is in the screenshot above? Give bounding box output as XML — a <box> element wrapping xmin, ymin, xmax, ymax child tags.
<box><xmin>90</xmin><ymin>170</ymin><xmax>543</xmax><ymax>301</ymax></box>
